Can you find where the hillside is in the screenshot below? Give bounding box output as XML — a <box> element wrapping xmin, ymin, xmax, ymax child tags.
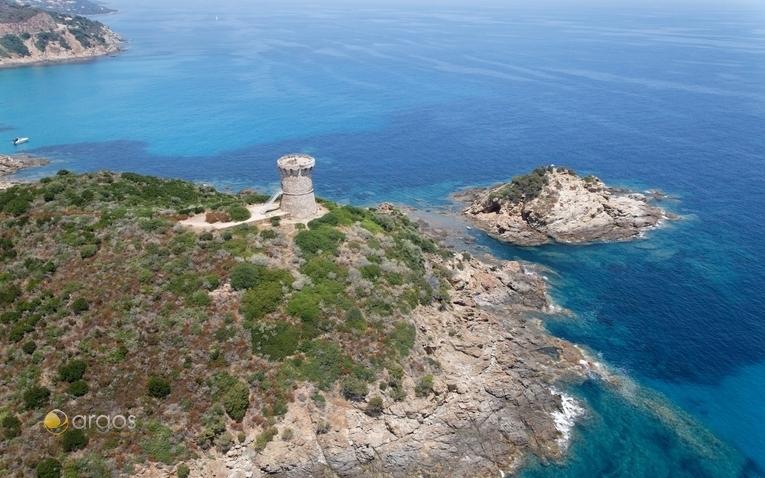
<box><xmin>6</xmin><ymin>0</ymin><xmax>116</xmax><ymax>16</ymax></box>
<box><xmin>459</xmin><ymin>166</ymin><xmax>674</xmax><ymax>245</ymax></box>
<box><xmin>0</xmin><ymin>171</ymin><xmax>588</xmax><ymax>477</ymax></box>
<box><xmin>0</xmin><ymin>0</ymin><xmax>121</xmax><ymax>67</ymax></box>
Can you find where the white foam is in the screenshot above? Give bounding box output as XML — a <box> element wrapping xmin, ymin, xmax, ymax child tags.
<box><xmin>549</xmin><ymin>389</ymin><xmax>585</xmax><ymax>449</ymax></box>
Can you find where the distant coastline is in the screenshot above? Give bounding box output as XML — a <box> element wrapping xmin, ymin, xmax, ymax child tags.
<box><xmin>0</xmin><ymin>1</ymin><xmax>123</xmax><ymax>68</ymax></box>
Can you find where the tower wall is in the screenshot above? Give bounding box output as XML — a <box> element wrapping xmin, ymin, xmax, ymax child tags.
<box><xmin>277</xmin><ymin>154</ymin><xmax>317</xmax><ymax>219</ymax></box>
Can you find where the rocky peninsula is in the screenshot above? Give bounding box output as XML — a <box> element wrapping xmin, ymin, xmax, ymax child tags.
<box><xmin>0</xmin><ymin>172</ymin><xmax>591</xmax><ymax>478</ymax></box>
<box><xmin>458</xmin><ymin>166</ymin><xmax>675</xmax><ymax>246</ymax></box>
<box><xmin>0</xmin><ymin>153</ymin><xmax>50</xmax><ymax>189</ymax></box>
<box><xmin>0</xmin><ymin>0</ymin><xmax>122</xmax><ymax>68</ymax></box>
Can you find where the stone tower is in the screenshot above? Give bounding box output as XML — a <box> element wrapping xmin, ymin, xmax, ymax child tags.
<box><xmin>277</xmin><ymin>153</ymin><xmax>317</xmax><ymax>219</ymax></box>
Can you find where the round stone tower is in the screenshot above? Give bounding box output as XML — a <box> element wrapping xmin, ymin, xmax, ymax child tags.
<box><xmin>277</xmin><ymin>153</ymin><xmax>317</xmax><ymax>219</ymax></box>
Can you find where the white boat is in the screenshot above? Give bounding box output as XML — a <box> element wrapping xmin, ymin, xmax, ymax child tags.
<box><xmin>12</xmin><ymin>137</ymin><xmax>28</xmax><ymax>145</ymax></box>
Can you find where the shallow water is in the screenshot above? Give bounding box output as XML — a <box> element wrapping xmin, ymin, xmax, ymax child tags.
<box><xmin>2</xmin><ymin>0</ymin><xmax>764</xmax><ymax>475</ymax></box>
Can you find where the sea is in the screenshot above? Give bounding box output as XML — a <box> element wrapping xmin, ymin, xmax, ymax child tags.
<box><xmin>2</xmin><ymin>0</ymin><xmax>764</xmax><ymax>476</ymax></box>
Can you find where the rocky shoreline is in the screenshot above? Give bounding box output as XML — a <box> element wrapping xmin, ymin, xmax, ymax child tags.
<box><xmin>133</xmin><ymin>207</ymin><xmax>591</xmax><ymax>478</ymax></box>
<box><xmin>457</xmin><ymin>167</ymin><xmax>677</xmax><ymax>246</ymax></box>
<box><xmin>0</xmin><ymin>153</ymin><xmax>50</xmax><ymax>189</ymax></box>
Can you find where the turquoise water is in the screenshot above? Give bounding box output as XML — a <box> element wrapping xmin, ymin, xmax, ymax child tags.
<box><xmin>2</xmin><ymin>1</ymin><xmax>765</xmax><ymax>475</ymax></box>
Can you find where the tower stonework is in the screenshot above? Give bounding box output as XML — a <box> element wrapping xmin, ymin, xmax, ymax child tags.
<box><xmin>277</xmin><ymin>154</ymin><xmax>317</xmax><ymax>219</ymax></box>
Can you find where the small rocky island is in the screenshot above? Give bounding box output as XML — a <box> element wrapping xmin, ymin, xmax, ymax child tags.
<box><xmin>0</xmin><ymin>0</ymin><xmax>121</xmax><ymax>67</ymax></box>
<box><xmin>458</xmin><ymin>166</ymin><xmax>674</xmax><ymax>246</ymax></box>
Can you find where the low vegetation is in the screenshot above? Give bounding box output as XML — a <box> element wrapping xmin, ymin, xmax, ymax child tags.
<box><xmin>0</xmin><ymin>171</ymin><xmax>453</xmax><ymax>476</ymax></box>
<box><xmin>489</xmin><ymin>166</ymin><xmax>553</xmax><ymax>203</ymax></box>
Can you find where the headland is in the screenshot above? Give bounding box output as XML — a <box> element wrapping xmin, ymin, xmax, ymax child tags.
<box><xmin>0</xmin><ymin>0</ymin><xmax>122</xmax><ymax>68</ymax></box>
<box><xmin>0</xmin><ymin>167</ymin><xmax>593</xmax><ymax>478</ymax></box>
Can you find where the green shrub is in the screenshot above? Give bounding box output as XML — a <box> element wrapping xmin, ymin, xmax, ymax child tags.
<box><xmin>176</xmin><ymin>463</ymin><xmax>190</xmax><ymax>478</ymax></box>
<box><xmin>147</xmin><ymin>377</ymin><xmax>171</xmax><ymax>399</ymax></box>
<box><xmin>24</xmin><ymin>386</ymin><xmax>50</xmax><ymax>409</ymax></box>
<box><xmin>300</xmin><ymin>256</ymin><xmax>344</xmax><ymax>283</ymax></box>
<box><xmin>244</xmin><ymin>193</ymin><xmax>269</xmax><ymax>204</ymax></box>
<box><xmin>168</xmin><ymin>274</ymin><xmax>203</xmax><ymax>297</ymax></box>
<box><xmin>286</xmin><ymin>290</ymin><xmax>323</xmax><ymax>324</ymax></box>
<box><xmin>79</xmin><ymin>244</ymin><xmax>97</xmax><ymax>259</ymax></box>
<box><xmin>204</xmin><ymin>274</ymin><xmax>220</xmax><ymax>290</ymax></box>
<box><xmin>71</xmin><ymin>297</ymin><xmax>89</xmax><ymax>314</ymax></box>
<box><xmin>227</xmin><ymin>204</ymin><xmax>251</xmax><ymax>222</ymax></box>
<box><xmin>0</xmin><ymin>283</ymin><xmax>21</xmax><ymax>305</ymax></box>
<box><xmin>260</xmin><ymin>229</ymin><xmax>277</xmax><ymax>240</ymax></box>
<box><xmin>489</xmin><ymin>167</ymin><xmax>552</xmax><ymax>203</ymax></box>
<box><xmin>36</xmin><ymin>458</ymin><xmax>62</xmax><ymax>478</ymax></box>
<box><xmin>240</xmin><ymin>269</ymin><xmax>292</xmax><ymax>320</ymax></box>
<box><xmin>189</xmin><ymin>290</ymin><xmax>211</xmax><ymax>307</ymax></box>
<box><xmin>68</xmin><ymin>380</ymin><xmax>89</xmax><ymax>397</ymax></box>
<box><xmin>229</xmin><ymin>263</ymin><xmax>259</xmax><ymax>290</ymax></box>
<box><xmin>22</xmin><ymin>340</ymin><xmax>37</xmax><ymax>354</ymax></box>
<box><xmin>254</xmin><ymin>427</ymin><xmax>278</xmax><ymax>450</ymax></box>
<box><xmin>365</xmin><ymin>396</ymin><xmax>384</xmax><ymax>416</ymax></box>
<box><xmin>415</xmin><ymin>374</ymin><xmax>434</xmax><ymax>397</ymax></box>
<box><xmin>372</xmin><ymin>213</ymin><xmax>396</xmax><ymax>231</ymax></box>
<box><xmin>251</xmin><ymin>321</ymin><xmax>299</xmax><ymax>361</ymax></box>
<box><xmin>294</xmin><ymin>227</ymin><xmax>345</xmax><ymax>257</ymax></box>
<box><xmin>59</xmin><ymin>359</ymin><xmax>87</xmax><ymax>382</ymax></box>
<box><xmin>291</xmin><ymin>340</ymin><xmax>351</xmax><ymax>390</ymax></box>
<box><xmin>360</xmin><ymin>264</ymin><xmax>381</xmax><ymax>280</ymax></box>
<box><xmin>222</xmin><ymin>381</ymin><xmax>249</xmax><ymax>422</ymax></box>
<box><xmin>341</xmin><ymin>375</ymin><xmax>368</xmax><ymax>401</ymax></box>
<box><xmin>62</xmin><ymin>428</ymin><xmax>88</xmax><ymax>452</ymax></box>
<box><xmin>386</xmin><ymin>322</ymin><xmax>416</xmax><ymax>357</ymax></box>
<box><xmin>2</xmin><ymin>414</ymin><xmax>22</xmax><ymax>439</ymax></box>
<box><xmin>345</xmin><ymin>306</ymin><xmax>366</xmax><ymax>332</ymax></box>
<box><xmin>137</xmin><ymin>269</ymin><xmax>153</xmax><ymax>283</ymax></box>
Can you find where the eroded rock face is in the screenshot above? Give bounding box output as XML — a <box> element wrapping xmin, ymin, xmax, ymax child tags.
<box><xmin>135</xmin><ymin>256</ymin><xmax>588</xmax><ymax>478</ymax></box>
<box><xmin>460</xmin><ymin>168</ymin><xmax>673</xmax><ymax>246</ymax></box>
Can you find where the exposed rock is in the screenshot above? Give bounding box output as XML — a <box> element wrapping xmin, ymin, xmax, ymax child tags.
<box><xmin>145</xmin><ymin>253</ymin><xmax>590</xmax><ymax>478</ymax></box>
<box><xmin>0</xmin><ymin>153</ymin><xmax>50</xmax><ymax>189</ymax></box>
<box><xmin>376</xmin><ymin>202</ymin><xmax>395</xmax><ymax>214</ymax></box>
<box><xmin>457</xmin><ymin>166</ymin><xmax>675</xmax><ymax>245</ymax></box>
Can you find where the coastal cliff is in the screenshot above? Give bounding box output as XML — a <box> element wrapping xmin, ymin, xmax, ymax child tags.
<box><xmin>0</xmin><ymin>1</ymin><xmax>121</xmax><ymax>67</ymax></box>
<box><xmin>458</xmin><ymin>166</ymin><xmax>674</xmax><ymax>246</ymax></box>
<box><xmin>0</xmin><ymin>172</ymin><xmax>588</xmax><ymax>478</ymax></box>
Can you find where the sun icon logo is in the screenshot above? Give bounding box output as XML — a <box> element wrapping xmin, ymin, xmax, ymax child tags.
<box><xmin>43</xmin><ymin>409</ymin><xmax>69</xmax><ymax>435</ymax></box>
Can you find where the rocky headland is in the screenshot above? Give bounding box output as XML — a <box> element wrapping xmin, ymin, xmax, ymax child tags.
<box><xmin>458</xmin><ymin>166</ymin><xmax>676</xmax><ymax>246</ymax></box>
<box><xmin>0</xmin><ymin>153</ymin><xmax>50</xmax><ymax>189</ymax></box>
<box><xmin>0</xmin><ymin>0</ymin><xmax>122</xmax><ymax>68</ymax></box>
<box><xmin>165</xmin><ymin>254</ymin><xmax>589</xmax><ymax>478</ymax></box>
<box><xmin>0</xmin><ymin>171</ymin><xmax>593</xmax><ymax>478</ymax></box>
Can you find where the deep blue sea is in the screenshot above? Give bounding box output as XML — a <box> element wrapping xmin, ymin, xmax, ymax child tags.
<box><xmin>2</xmin><ymin>0</ymin><xmax>764</xmax><ymax>475</ymax></box>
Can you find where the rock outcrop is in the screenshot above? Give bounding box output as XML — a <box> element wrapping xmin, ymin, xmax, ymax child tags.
<box><xmin>459</xmin><ymin>166</ymin><xmax>674</xmax><ymax>246</ymax></box>
<box><xmin>136</xmin><ymin>255</ymin><xmax>589</xmax><ymax>478</ymax></box>
<box><xmin>0</xmin><ymin>153</ymin><xmax>49</xmax><ymax>189</ymax></box>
